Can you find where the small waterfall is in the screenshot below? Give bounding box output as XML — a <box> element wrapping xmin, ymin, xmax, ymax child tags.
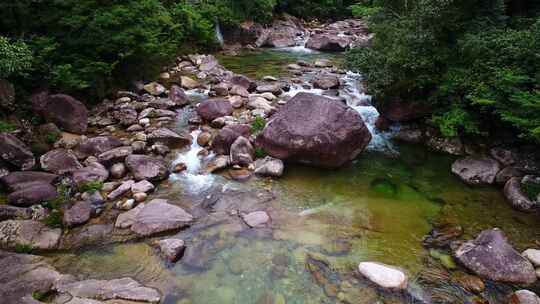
<box><xmin>341</xmin><ymin>72</ymin><xmax>398</xmax><ymax>154</ymax></box>
<box><xmin>170</xmin><ymin>130</ymin><xmax>215</xmax><ymax>193</ymax></box>
<box><xmin>215</xmin><ymin>22</ymin><xmax>224</xmax><ymax>46</ymax></box>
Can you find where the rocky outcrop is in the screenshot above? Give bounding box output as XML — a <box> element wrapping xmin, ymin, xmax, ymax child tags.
<box><xmin>125</xmin><ymin>155</ymin><xmax>169</xmax><ymax>182</ymax></box>
<box><xmin>453</xmin><ymin>228</ymin><xmax>537</xmax><ymax>284</ymax></box>
<box><xmin>0</xmin><ymin>132</ymin><xmax>35</xmax><ymax>170</ymax></box>
<box><xmin>42</xmin><ymin>94</ymin><xmax>89</xmax><ymax>134</ymax></box>
<box><xmin>305</xmin><ymin>19</ymin><xmax>371</xmax><ymax>51</ymax></box>
<box><xmin>257</xmin><ymin>93</ymin><xmax>372</xmax><ymax>168</ymax></box>
<box><xmin>196</xmin><ymin>99</ymin><xmax>233</xmax><ymax>121</ymax></box>
<box><xmin>451</xmin><ymin>157</ymin><xmax>501</xmax><ymax>185</ymax></box>
<box><xmin>211</xmin><ymin>124</ymin><xmax>252</xmax><ymax>155</ymax></box>
<box><xmin>261</xmin><ymin>15</ymin><xmax>305</xmax><ymax>48</ymax></box>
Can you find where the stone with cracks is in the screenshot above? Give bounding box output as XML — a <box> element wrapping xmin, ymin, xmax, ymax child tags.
<box><xmin>42</xmin><ymin>94</ymin><xmax>88</xmax><ymax>134</ymax></box>
<box><xmin>451</xmin><ymin>157</ymin><xmax>502</xmax><ymax>185</ymax></box>
<box><xmin>40</xmin><ymin>148</ymin><xmax>82</xmax><ymax>174</ymax></box>
<box><xmin>0</xmin><ymin>220</ymin><xmax>61</xmax><ymax>250</ymax></box>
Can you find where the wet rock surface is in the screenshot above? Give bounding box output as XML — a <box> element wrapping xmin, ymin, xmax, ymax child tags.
<box><xmin>454</xmin><ymin>229</ymin><xmax>537</xmax><ymax>284</ymax></box>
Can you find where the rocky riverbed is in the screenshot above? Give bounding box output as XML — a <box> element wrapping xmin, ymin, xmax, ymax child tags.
<box><xmin>1</xmin><ymin>16</ymin><xmax>540</xmax><ymax>304</ymax></box>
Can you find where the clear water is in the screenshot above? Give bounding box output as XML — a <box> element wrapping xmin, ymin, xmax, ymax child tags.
<box><xmin>47</xmin><ymin>49</ymin><xmax>540</xmax><ymax>304</ymax></box>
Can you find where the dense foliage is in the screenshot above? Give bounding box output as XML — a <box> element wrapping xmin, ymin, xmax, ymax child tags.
<box><xmin>346</xmin><ymin>0</ymin><xmax>540</xmax><ymax>142</ymax></box>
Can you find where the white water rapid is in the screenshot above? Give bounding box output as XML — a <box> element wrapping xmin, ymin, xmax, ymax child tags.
<box><xmin>170</xmin><ymin>130</ymin><xmax>215</xmax><ymax>194</ymax></box>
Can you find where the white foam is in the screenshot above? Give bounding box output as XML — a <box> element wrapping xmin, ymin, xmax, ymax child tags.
<box><xmin>342</xmin><ymin>72</ymin><xmax>398</xmax><ymax>154</ymax></box>
<box><xmin>170</xmin><ymin>130</ymin><xmax>215</xmax><ymax>193</ymax></box>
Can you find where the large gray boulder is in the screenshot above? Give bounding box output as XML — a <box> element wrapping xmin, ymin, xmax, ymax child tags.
<box><xmin>7</xmin><ymin>182</ymin><xmax>58</xmax><ymax>207</ymax></box>
<box><xmin>72</xmin><ymin>163</ymin><xmax>109</xmax><ymax>188</ymax></box>
<box><xmin>125</xmin><ymin>155</ymin><xmax>169</xmax><ymax>181</ymax></box>
<box><xmin>211</xmin><ymin>124</ymin><xmax>252</xmax><ymax>155</ymax></box>
<box><xmin>256</xmin><ymin>93</ymin><xmax>372</xmax><ymax>168</ymax></box>
<box><xmin>230</xmin><ymin>136</ymin><xmax>254</xmax><ymax>166</ymax></box>
<box><xmin>74</xmin><ymin>136</ymin><xmax>123</xmax><ymax>159</ymax></box>
<box><xmin>63</xmin><ymin>201</ymin><xmax>92</xmax><ymax>228</ymax></box>
<box><xmin>454</xmin><ymin>228</ymin><xmax>537</xmax><ymax>284</ymax></box>
<box><xmin>130</xmin><ymin>199</ymin><xmax>193</xmax><ymax>236</ymax></box>
<box><xmin>451</xmin><ymin>157</ymin><xmax>501</xmax><ymax>185</ymax></box>
<box><xmin>0</xmin><ymin>133</ymin><xmax>35</xmax><ymax>170</ymax></box>
<box><xmin>306</xmin><ymin>34</ymin><xmax>351</xmax><ymax>51</ymax></box>
<box><xmin>42</xmin><ymin>94</ymin><xmax>89</xmax><ymax>134</ymax></box>
<box><xmin>169</xmin><ymin>84</ymin><xmax>189</xmax><ymax>106</ymax></box>
<box><xmin>98</xmin><ymin>146</ymin><xmax>133</xmax><ymax>166</ymax></box>
<box><xmin>196</xmin><ymin>99</ymin><xmax>233</xmax><ymax>121</ymax></box>
<box><xmin>1</xmin><ymin>171</ymin><xmax>57</xmax><ymax>191</ymax></box>
<box><xmin>147</xmin><ymin>128</ymin><xmax>192</xmax><ymax>149</ymax></box>
<box><xmin>40</xmin><ymin>148</ymin><xmax>82</xmax><ymax>174</ymax></box>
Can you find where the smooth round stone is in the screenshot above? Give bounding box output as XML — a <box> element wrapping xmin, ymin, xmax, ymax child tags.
<box><xmin>523</xmin><ymin>249</ymin><xmax>540</xmax><ymax>267</ymax></box>
<box><xmin>510</xmin><ymin>290</ymin><xmax>540</xmax><ymax>304</ymax></box>
<box><xmin>133</xmin><ymin>192</ymin><xmax>148</xmax><ymax>203</ymax></box>
<box><xmin>358</xmin><ymin>262</ymin><xmax>408</xmax><ymax>290</ymax></box>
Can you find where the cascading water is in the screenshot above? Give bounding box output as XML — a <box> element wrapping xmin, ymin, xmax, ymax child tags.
<box><xmin>215</xmin><ymin>22</ymin><xmax>224</xmax><ymax>46</ymax></box>
<box><xmin>341</xmin><ymin>71</ymin><xmax>398</xmax><ymax>155</ymax></box>
<box><xmin>170</xmin><ymin>130</ymin><xmax>215</xmax><ymax>194</ymax></box>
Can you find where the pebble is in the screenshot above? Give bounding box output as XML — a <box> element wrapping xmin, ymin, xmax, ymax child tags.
<box><xmin>523</xmin><ymin>249</ymin><xmax>540</xmax><ymax>267</ymax></box>
<box><xmin>358</xmin><ymin>262</ymin><xmax>408</xmax><ymax>290</ymax></box>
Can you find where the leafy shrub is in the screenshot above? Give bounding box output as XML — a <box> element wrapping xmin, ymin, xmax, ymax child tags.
<box><xmin>44</xmin><ymin>210</ymin><xmax>63</xmax><ymax>228</ymax></box>
<box><xmin>0</xmin><ymin>36</ymin><xmax>33</xmax><ymax>78</ymax></box>
<box><xmin>78</xmin><ymin>181</ymin><xmax>103</xmax><ymax>193</ymax></box>
<box><xmin>346</xmin><ymin>0</ymin><xmax>540</xmax><ymax>143</ymax></box>
<box><xmin>251</xmin><ymin>116</ymin><xmax>267</xmax><ymax>134</ymax></box>
<box><xmin>0</xmin><ymin>120</ymin><xmax>17</xmax><ymax>132</ymax></box>
<box><xmin>255</xmin><ymin>147</ymin><xmax>268</xmax><ymax>158</ymax></box>
<box><xmin>15</xmin><ymin>243</ymin><xmax>33</xmax><ymax>254</ymax></box>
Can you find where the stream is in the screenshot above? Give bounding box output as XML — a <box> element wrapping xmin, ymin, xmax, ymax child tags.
<box><xmin>47</xmin><ymin>47</ymin><xmax>540</xmax><ymax>304</ymax></box>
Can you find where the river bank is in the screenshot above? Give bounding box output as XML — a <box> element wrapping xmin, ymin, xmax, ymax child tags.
<box><xmin>1</xmin><ymin>17</ymin><xmax>540</xmax><ymax>304</ymax></box>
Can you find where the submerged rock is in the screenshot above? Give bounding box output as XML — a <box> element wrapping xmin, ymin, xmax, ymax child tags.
<box><xmin>155</xmin><ymin>238</ymin><xmax>185</xmax><ymax>263</ymax></box>
<box><xmin>451</xmin><ymin>157</ymin><xmax>501</xmax><ymax>185</ymax></box>
<box><xmin>454</xmin><ymin>228</ymin><xmax>537</xmax><ymax>284</ymax></box>
<box><xmin>504</xmin><ymin>177</ymin><xmax>538</xmax><ymax>212</ymax></box>
<box><xmin>358</xmin><ymin>262</ymin><xmax>408</xmax><ymax>290</ymax></box>
<box><xmin>257</xmin><ymin>93</ymin><xmax>371</xmax><ymax>168</ymax></box>
<box><xmin>241</xmin><ymin>211</ymin><xmax>270</xmax><ymax>228</ymax></box>
<box><xmin>56</xmin><ymin>277</ymin><xmax>161</xmax><ymax>303</ymax></box>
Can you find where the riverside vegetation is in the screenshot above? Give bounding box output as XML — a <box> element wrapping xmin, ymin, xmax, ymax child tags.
<box><xmin>1</xmin><ymin>1</ymin><xmax>540</xmax><ymax>304</ymax></box>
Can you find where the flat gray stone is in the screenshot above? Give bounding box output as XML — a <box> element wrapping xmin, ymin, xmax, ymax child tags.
<box><xmin>130</xmin><ymin>199</ymin><xmax>193</xmax><ymax>236</ymax></box>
